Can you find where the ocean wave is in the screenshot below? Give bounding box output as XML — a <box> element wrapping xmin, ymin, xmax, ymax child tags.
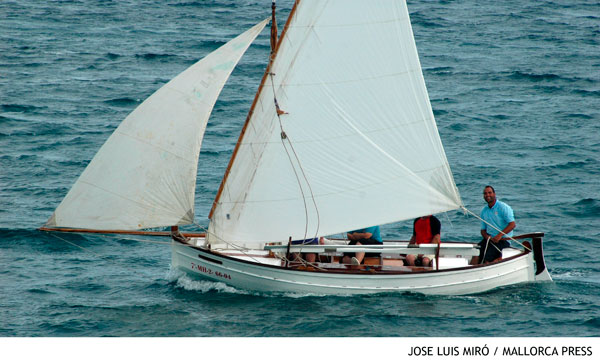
<box><xmin>476</xmin><ymin>136</ymin><xmax>502</xmax><ymax>145</ymax></box>
<box><xmin>509</xmin><ymin>71</ymin><xmax>562</xmax><ymax>82</ymax></box>
<box><xmin>278</xmin><ymin>291</ymin><xmax>333</xmax><ymax>299</ymax></box>
<box><xmin>551</xmin><ymin>269</ymin><xmax>600</xmax><ymax>284</ymax></box>
<box><xmin>26</xmin><ymin>288</ymin><xmax>55</xmax><ymax>295</ymax></box>
<box><xmin>427</xmin><ymin>69</ymin><xmax>454</xmax><ymax>78</ymax></box>
<box><xmin>534</xmin><ymin>158</ymin><xmax>597</xmax><ymax>171</ymax></box>
<box><xmin>557</xmin><ymin>112</ymin><xmax>594</xmax><ymax>120</ymax></box>
<box><xmin>409</xmin><ymin>12</ymin><xmax>446</xmax><ymax>29</ymax></box>
<box><xmin>448</xmin><ymin>123</ymin><xmax>469</xmax><ymax>131</ymax></box>
<box><xmin>536</xmin><ymin>85</ymin><xmax>563</xmax><ymax>94</ymax></box>
<box><xmin>195</xmin><ymin>39</ymin><xmax>227</xmax><ymax>49</ymax></box>
<box><xmin>490</xmin><ymin>114</ymin><xmax>510</xmax><ymax>120</ymax></box>
<box><xmin>197</xmin><ymin>149</ymin><xmax>225</xmax><ymax>156</ymax></box>
<box><xmin>104</xmin><ymin>52</ymin><xmax>121</xmax><ymax>60</ymax></box>
<box><xmin>76</xmin><ymin>64</ymin><xmax>98</xmax><ymax>71</ymax></box>
<box><xmin>134</xmin><ymin>53</ymin><xmax>177</xmax><ymax>60</ymax></box>
<box><xmin>572</xmin><ymin>88</ymin><xmax>600</xmax><ymax>97</ymax></box>
<box><xmin>583</xmin><ymin>317</ymin><xmax>600</xmax><ymax>328</ymax></box>
<box><xmin>103</xmin><ymin>97</ymin><xmax>139</xmax><ymax>106</ymax></box>
<box><xmin>563</xmin><ymin>198</ymin><xmax>600</xmax><ymax>219</ymax></box>
<box><xmin>1</xmin><ymin>103</ymin><xmax>47</xmax><ymax>113</ymax></box>
<box><xmin>541</xmin><ymin>144</ymin><xmax>576</xmax><ymax>151</ymax></box>
<box><xmin>23</xmin><ymin>62</ymin><xmax>46</xmax><ymax>68</ymax></box>
<box><xmin>171</xmin><ymin>1</ymin><xmax>234</xmax><ymax>8</ymax></box>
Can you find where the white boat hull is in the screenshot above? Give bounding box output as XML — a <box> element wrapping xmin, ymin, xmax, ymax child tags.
<box><xmin>171</xmin><ymin>236</ymin><xmax>551</xmax><ymax>296</ymax></box>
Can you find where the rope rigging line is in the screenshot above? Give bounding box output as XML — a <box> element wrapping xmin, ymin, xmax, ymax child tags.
<box><xmin>47</xmin><ymin>231</ymin><xmax>173</xmax><ymax>259</ymax></box>
<box><xmin>190</xmin><ymin>222</ymin><xmax>264</xmax><ymax>264</ymax></box>
<box><xmin>191</xmin><ymin>222</ymin><xmax>325</xmax><ymax>270</ymax></box>
<box><xmin>268</xmin><ymin>72</ymin><xmax>321</xmax><ymax>243</ymax></box>
<box><xmin>47</xmin><ymin>232</ymin><xmax>106</xmax><ymax>258</ymax></box>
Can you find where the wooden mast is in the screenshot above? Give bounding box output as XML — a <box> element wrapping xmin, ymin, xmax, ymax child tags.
<box><xmin>208</xmin><ymin>0</ymin><xmax>301</xmax><ymax>219</ymax></box>
<box><xmin>270</xmin><ymin>1</ymin><xmax>278</xmax><ymax>52</ymax></box>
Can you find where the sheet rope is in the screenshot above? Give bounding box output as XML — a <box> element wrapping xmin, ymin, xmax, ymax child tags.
<box><xmin>46</xmin><ymin>232</ymin><xmax>106</xmax><ymax>258</ymax></box>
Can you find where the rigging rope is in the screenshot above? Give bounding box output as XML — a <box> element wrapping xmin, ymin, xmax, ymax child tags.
<box><xmin>191</xmin><ymin>222</ymin><xmax>266</xmax><ymax>264</ymax></box>
<box><xmin>191</xmin><ymin>222</ymin><xmax>326</xmax><ymax>270</ymax></box>
<box><xmin>47</xmin><ymin>232</ymin><xmax>106</xmax><ymax>258</ymax></box>
<box><xmin>47</xmin><ymin>230</ymin><xmax>172</xmax><ymax>258</ymax></box>
<box><xmin>268</xmin><ymin>72</ymin><xmax>321</xmax><ymax>243</ymax></box>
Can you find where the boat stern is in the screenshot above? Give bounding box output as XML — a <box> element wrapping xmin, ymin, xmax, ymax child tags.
<box><xmin>523</xmin><ymin>234</ymin><xmax>552</xmax><ymax>282</ymax></box>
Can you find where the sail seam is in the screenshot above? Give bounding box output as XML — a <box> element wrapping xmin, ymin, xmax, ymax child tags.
<box><xmin>287</xmin><ymin>16</ymin><xmax>409</xmax><ymax>29</ymax></box>
<box><xmin>263</xmin><ymin>68</ymin><xmax>422</xmax><ymax>87</ymax></box>
<box><xmin>113</xmin><ymin>129</ymin><xmax>198</xmax><ymax>163</ymax></box>
<box><xmin>216</xmin><ymin>164</ymin><xmax>455</xmax><ymax>205</ymax></box>
<box><xmin>323</xmin><ymin>81</ymin><xmax>460</xmax><ymax>206</ymax></box>
<box><xmin>75</xmin><ymin>179</ymin><xmax>190</xmax><ymax>218</ymax></box>
<box><xmin>237</xmin><ymin>117</ymin><xmax>434</xmax><ymax>146</ymax></box>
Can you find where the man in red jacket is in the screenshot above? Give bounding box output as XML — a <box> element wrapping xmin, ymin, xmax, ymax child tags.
<box><xmin>406</xmin><ymin>215</ymin><xmax>441</xmax><ymax>267</ymax></box>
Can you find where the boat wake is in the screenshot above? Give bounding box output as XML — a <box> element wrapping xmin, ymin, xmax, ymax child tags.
<box><xmin>551</xmin><ymin>269</ymin><xmax>600</xmax><ymax>286</ymax></box>
<box><xmin>166</xmin><ymin>268</ymin><xmax>343</xmax><ymax>298</ymax></box>
<box><xmin>167</xmin><ymin>269</ymin><xmax>249</xmax><ymax>295</ymax></box>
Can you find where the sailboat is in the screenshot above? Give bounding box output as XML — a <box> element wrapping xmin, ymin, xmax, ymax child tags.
<box><xmin>41</xmin><ymin>0</ymin><xmax>551</xmax><ymax>295</ymax></box>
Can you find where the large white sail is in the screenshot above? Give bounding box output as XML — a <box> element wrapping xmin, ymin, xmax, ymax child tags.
<box><xmin>209</xmin><ymin>0</ymin><xmax>461</xmax><ymax>243</ymax></box>
<box><xmin>46</xmin><ymin>19</ymin><xmax>269</xmax><ymax>230</ymax></box>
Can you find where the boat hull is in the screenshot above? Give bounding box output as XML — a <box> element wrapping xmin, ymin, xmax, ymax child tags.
<box><xmin>171</xmin><ymin>239</ymin><xmax>549</xmax><ymax>296</ymax></box>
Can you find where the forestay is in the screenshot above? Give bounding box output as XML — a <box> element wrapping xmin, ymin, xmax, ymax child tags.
<box><xmin>46</xmin><ymin>19</ymin><xmax>269</xmax><ymax>230</ymax></box>
<box><xmin>209</xmin><ymin>0</ymin><xmax>462</xmax><ymax>243</ymax></box>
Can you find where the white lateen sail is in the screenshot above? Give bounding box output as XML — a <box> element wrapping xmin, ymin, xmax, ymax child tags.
<box><xmin>209</xmin><ymin>0</ymin><xmax>462</xmax><ymax>243</ymax></box>
<box><xmin>46</xmin><ymin>19</ymin><xmax>269</xmax><ymax>230</ymax></box>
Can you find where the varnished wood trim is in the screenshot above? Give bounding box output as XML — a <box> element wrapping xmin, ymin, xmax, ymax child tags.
<box><xmin>198</xmin><ymin>253</ymin><xmax>223</xmax><ymax>265</ymax></box>
<box><xmin>511</xmin><ymin>232</ymin><xmax>544</xmax><ymax>240</ymax></box>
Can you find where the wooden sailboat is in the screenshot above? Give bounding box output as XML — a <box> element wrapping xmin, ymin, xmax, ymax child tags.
<box><xmin>41</xmin><ymin>0</ymin><xmax>551</xmax><ymax>295</ymax></box>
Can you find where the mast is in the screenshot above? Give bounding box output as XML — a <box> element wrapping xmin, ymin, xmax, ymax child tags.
<box><xmin>209</xmin><ymin>0</ymin><xmax>300</xmax><ymax>219</ymax></box>
<box><xmin>270</xmin><ymin>1</ymin><xmax>278</xmax><ymax>53</ymax></box>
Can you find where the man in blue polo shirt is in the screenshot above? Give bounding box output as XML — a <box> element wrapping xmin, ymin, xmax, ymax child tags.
<box><xmin>471</xmin><ymin>185</ymin><xmax>516</xmax><ymax>264</ymax></box>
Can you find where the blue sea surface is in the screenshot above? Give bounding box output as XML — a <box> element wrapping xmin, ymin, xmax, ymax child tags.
<box><xmin>1</xmin><ymin>0</ymin><xmax>599</xmax><ymax>337</ymax></box>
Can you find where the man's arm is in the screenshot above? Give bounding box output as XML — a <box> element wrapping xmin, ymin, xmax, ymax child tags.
<box><xmin>491</xmin><ymin>221</ymin><xmax>516</xmax><ymax>242</ymax></box>
<box><xmin>481</xmin><ymin>229</ymin><xmax>490</xmax><ymax>240</ymax></box>
<box><xmin>409</xmin><ymin>234</ymin><xmax>416</xmax><ymax>245</ymax></box>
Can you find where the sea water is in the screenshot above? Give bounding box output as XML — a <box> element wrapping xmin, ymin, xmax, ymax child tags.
<box><xmin>1</xmin><ymin>0</ymin><xmax>598</xmax><ymax>336</ymax></box>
